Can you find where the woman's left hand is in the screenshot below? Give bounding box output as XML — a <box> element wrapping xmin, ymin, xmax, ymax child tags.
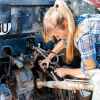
<box><xmin>54</xmin><ymin>68</ymin><xmax>67</xmax><ymax>78</ymax></box>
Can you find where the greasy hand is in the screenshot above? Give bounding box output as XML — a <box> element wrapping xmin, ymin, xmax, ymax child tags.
<box><xmin>54</xmin><ymin>68</ymin><xmax>67</xmax><ymax>78</ymax></box>
<box><xmin>39</xmin><ymin>58</ymin><xmax>51</xmax><ymax>72</ymax></box>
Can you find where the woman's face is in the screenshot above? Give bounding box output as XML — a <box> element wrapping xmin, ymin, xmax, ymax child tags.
<box><xmin>49</xmin><ymin>27</ymin><xmax>67</xmax><ymax>41</ymax></box>
<box><xmin>44</xmin><ymin>16</ymin><xmax>68</xmax><ymax>42</ymax></box>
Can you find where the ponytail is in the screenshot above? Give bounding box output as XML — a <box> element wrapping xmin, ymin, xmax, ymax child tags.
<box><xmin>54</xmin><ymin>0</ymin><xmax>75</xmax><ymax>63</ymax></box>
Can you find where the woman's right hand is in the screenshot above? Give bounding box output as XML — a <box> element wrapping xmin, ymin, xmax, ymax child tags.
<box><xmin>39</xmin><ymin>57</ymin><xmax>51</xmax><ymax>72</ymax></box>
<box><xmin>54</xmin><ymin>68</ymin><xmax>67</xmax><ymax>78</ymax></box>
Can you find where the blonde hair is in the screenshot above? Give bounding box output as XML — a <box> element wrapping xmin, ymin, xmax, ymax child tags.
<box><xmin>43</xmin><ymin>0</ymin><xmax>75</xmax><ymax>63</ymax></box>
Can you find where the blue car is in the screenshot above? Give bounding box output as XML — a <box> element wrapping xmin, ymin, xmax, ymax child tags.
<box><xmin>0</xmin><ymin>1</ymin><xmax>54</xmax><ymax>58</ymax></box>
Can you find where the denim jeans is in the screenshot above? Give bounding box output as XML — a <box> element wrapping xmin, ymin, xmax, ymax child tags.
<box><xmin>89</xmin><ymin>69</ymin><xmax>100</xmax><ymax>100</ymax></box>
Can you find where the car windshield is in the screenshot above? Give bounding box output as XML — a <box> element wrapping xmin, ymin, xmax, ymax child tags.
<box><xmin>0</xmin><ymin>6</ymin><xmax>49</xmax><ymax>35</ymax></box>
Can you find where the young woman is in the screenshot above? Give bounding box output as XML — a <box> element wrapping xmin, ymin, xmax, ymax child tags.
<box><xmin>40</xmin><ymin>0</ymin><xmax>100</xmax><ymax>100</ymax></box>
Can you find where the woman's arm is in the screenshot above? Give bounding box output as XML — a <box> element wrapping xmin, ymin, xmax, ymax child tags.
<box><xmin>48</xmin><ymin>39</ymin><xmax>65</xmax><ymax>60</ymax></box>
<box><xmin>40</xmin><ymin>40</ymin><xmax>65</xmax><ymax>71</ymax></box>
<box><xmin>55</xmin><ymin>68</ymin><xmax>86</xmax><ymax>78</ymax></box>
